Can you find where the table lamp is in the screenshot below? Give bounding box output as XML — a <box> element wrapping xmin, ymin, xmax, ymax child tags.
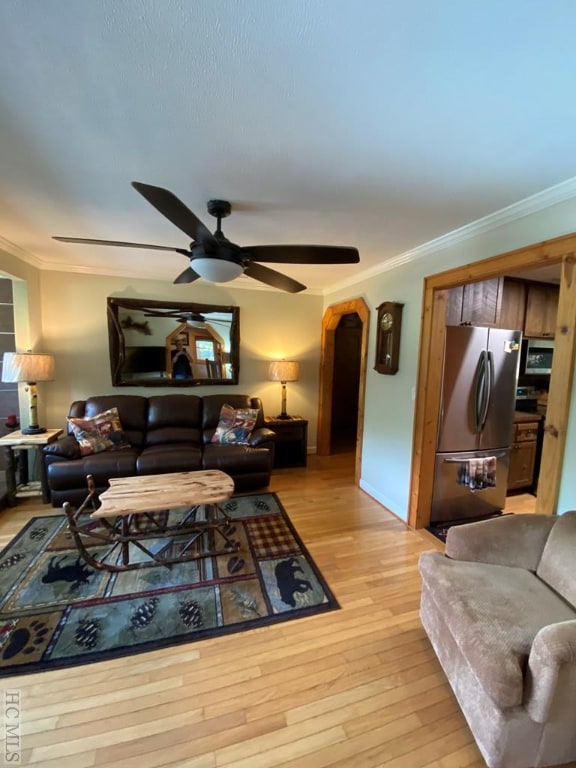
<box><xmin>1</xmin><ymin>352</ymin><xmax>55</xmax><ymax>434</ymax></box>
<box><xmin>268</xmin><ymin>360</ymin><xmax>299</xmax><ymax>419</ymax></box>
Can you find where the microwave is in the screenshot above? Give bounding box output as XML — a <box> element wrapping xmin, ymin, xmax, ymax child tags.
<box><xmin>524</xmin><ymin>339</ymin><xmax>554</xmax><ymax>375</ymax></box>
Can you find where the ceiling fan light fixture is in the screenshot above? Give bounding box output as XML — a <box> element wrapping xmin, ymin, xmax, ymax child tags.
<box><xmin>191</xmin><ymin>257</ymin><xmax>244</xmax><ymax>283</ymax></box>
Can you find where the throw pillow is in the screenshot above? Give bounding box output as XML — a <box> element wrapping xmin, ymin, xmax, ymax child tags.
<box><xmin>211</xmin><ymin>404</ymin><xmax>259</xmax><ymax>445</ymax></box>
<box><xmin>67</xmin><ymin>407</ymin><xmax>131</xmax><ymax>456</ymax></box>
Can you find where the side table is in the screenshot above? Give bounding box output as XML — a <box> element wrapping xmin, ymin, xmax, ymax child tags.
<box><xmin>265</xmin><ymin>417</ymin><xmax>308</xmax><ymax>468</ymax></box>
<box><xmin>0</xmin><ymin>429</ymin><xmax>63</xmax><ymax>506</ymax></box>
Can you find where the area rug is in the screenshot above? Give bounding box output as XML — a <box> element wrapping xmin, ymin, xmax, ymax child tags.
<box><xmin>0</xmin><ymin>493</ymin><xmax>338</xmax><ymax>677</ymax></box>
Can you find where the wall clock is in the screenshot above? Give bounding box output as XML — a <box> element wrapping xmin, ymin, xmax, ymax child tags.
<box><xmin>375</xmin><ymin>302</ymin><xmax>404</xmax><ymax>375</ymax></box>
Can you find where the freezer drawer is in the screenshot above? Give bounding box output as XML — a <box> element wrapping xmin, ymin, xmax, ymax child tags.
<box><xmin>431</xmin><ymin>449</ymin><xmax>510</xmax><ymax>524</ymax></box>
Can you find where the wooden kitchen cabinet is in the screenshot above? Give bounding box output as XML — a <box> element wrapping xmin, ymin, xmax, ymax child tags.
<box><xmin>524</xmin><ymin>283</ymin><xmax>559</xmax><ymax>338</ymax></box>
<box><xmin>497</xmin><ymin>278</ymin><xmax>526</xmax><ymax>331</ymax></box>
<box><xmin>508</xmin><ymin>418</ymin><xmax>540</xmax><ymax>491</ymax></box>
<box><xmin>446</xmin><ymin>278</ymin><xmax>502</xmax><ymax>326</ymax></box>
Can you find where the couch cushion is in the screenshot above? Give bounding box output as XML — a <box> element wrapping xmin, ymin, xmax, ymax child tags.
<box><xmin>202</xmin><ymin>443</ymin><xmax>272</xmax><ymax>474</ymax></box>
<box><xmin>419</xmin><ymin>552</ymin><xmax>576</xmax><ymax>709</ymax></box>
<box><xmin>47</xmin><ymin>449</ymin><xmax>140</xmax><ymax>491</ymax></box>
<box><xmin>145</xmin><ymin>395</ymin><xmax>202</xmax><ymax>446</ymax></box>
<box><xmin>537</xmin><ymin>511</ymin><xmax>576</xmax><ymax>607</ymax></box>
<box><xmin>136</xmin><ymin>444</ymin><xmax>202</xmax><ymax>475</ymax></box>
<box><xmin>71</xmin><ymin>396</ymin><xmax>148</xmax><ymax>449</ymax></box>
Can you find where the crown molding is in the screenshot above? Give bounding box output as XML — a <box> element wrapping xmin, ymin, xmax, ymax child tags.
<box><xmin>0</xmin><ymin>236</ymin><xmax>44</xmax><ymax>269</ymax></box>
<box><xmin>325</xmin><ymin>175</ymin><xmax>576</xmax><ymax>295</ymax></box>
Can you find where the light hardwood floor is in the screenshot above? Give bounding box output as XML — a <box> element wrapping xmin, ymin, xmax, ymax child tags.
<box><xmin>0</xmin><ymin>455</ymin><xmax>566</xmax><ymax>768</ymax></box>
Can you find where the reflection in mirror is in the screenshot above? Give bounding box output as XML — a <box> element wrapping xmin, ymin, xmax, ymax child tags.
<box><xmin>107</xmin><ymin>297</ymin><xmax>240</xmax><ymax>386</ymax></box>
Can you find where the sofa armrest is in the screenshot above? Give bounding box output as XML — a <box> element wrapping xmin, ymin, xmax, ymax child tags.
<box><xmin>248</xmin><ymin>427</ymin><xmax>276</xmax><ymax>448</ymax></box>
<box><xmin>445</xmin><ymin>513</ymin><xmax>557</xmax><ymax>571</ymax></box>
<box><xmin>43</xmin><ymin>435</ymin><xmax>82</xmax><ymax>460</ymax></box>
<box><xmin>525</xmin><ymin>620</ymin><xmax>576</xmax><ymax>723</ymax></box>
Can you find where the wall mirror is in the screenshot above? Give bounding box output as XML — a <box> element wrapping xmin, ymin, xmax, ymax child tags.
<box><xmin>107</xmin><ymin>297</ymin><xmax>240</xmax><ymax>386</ymax></box>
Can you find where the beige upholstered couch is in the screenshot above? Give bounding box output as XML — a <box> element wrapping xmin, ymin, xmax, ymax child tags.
<box><xmin>419</xmin><ymin>512</ymin><xmax>576</xmax><ymax>768</ymax></box>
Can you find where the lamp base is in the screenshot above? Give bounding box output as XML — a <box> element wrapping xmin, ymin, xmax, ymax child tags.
<box><xmin>22</xmin><ymin>426</ymin><xmax>47</xmax><ymax>435</ymax></box>
<box><xmin>275</xmin><ymin>413</ymin><xmax>293</xmax><ymax>420</ymax></box>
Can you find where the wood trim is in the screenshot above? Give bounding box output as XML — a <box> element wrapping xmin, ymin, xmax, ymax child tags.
<box><xmin>536</xmin><ymin>253</ymin><xmax>576</xmax><ymax>513</ymax></box>
<box><xmin>409</xmin><ymin>232</ymin><xmax>576</xmax><ymax>529</ymax></box>
<box><xmin>317</xmin><ymin>298</ymin><xmax>370</xmax><ymax>485</ymax></box>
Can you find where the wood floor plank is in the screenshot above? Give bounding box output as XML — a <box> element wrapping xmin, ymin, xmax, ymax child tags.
<box><xmin>0</xmin><ymin>453</ymin><xmax>505</xmax><ymax>768</ymax></box>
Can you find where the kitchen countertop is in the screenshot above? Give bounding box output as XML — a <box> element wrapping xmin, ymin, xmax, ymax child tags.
<box><xmin>513</xmin><ymin>411</ymin><xmax>543</xmax><ymax>423</ymax></box>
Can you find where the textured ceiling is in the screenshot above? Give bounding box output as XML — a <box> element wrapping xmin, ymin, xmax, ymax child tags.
<box><xmin>1</xmin><ymin>0</ymin><xmax>575</xmax><ymax>293</ymax></box>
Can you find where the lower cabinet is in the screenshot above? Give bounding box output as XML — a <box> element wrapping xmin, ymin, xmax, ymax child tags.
<box><xmin>508</xmin><ymin>420</ymin><xmax>539</xmax><ymax>491</ymax></box>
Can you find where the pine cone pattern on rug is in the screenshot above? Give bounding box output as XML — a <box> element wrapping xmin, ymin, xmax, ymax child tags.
<box><xmin>75</xmin><ymin>617</ymin><xmax>101</xmax><ymax>649</ymax></box>
<box><xmin>178</xmin><ymin>600</ymin><xmax>203</xmax><ymax>629</ymax></box>
<box><xmin>29</xmin><ymin>527</ymin><xmax>49</xmax><ymax>541</ymax></box>
<box><xmin>0</xmin><ymin>553</ymin><xmax>27</xmax><ymax>571</ymax></box>
<box><xmin>129</xmin><ymin>597</ymin><xmax>159</xmax><ymax>630</ymax></box>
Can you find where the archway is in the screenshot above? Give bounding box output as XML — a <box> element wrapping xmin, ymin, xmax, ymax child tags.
<box><xmin>317</xmin><ymin>297</ymin><xmax>370</xmax><ymax>485</ymax></box>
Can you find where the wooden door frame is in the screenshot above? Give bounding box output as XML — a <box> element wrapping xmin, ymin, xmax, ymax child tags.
<box><xmin>409</xmin><ymin>233</ymin><xmax>576</xmax><ymax>529</ymax></box>
<box><xmin>317</xmin><ymin>298</ymin><xmax>370</xmax><ymax>484</ymax></box>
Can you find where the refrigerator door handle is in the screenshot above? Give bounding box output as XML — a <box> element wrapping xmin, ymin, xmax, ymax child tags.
<box><xmin>442</xmin><ymin>450</ymin><xmax>508</xmax><ymax>463</ymax></box>
<box><xmin>473</xmin><ymin>351</ymin><xmax>487</xmax><ymax>434</ymax></box>
<box><xmin>479</xmin><ymin>350</ymin><xmax>493</xmax><ymax>430</ymax></box>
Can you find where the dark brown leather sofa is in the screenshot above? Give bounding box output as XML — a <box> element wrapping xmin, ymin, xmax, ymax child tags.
<box><xmin>43</xmin><ymin>394</ymin><xmax>276</xmax><ymax>507</ymax></box>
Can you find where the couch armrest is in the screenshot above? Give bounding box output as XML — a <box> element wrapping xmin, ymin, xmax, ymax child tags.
<box><xmin>42</xmin><ymin>435</ymin><xmax>82</xmax><ymax>460</ymax></box>
<box><xmin>248</xmin><ymin>428</ymin><xmax>276</xmax><ymax>448</ymax></box>
<box><xmin>445</xmin><ymin>514</ymin><xmax>557</xmax><ymax>570</ymax></box>
<box><xmin>525</xmin><ymin>621</ymin><xmax>576</xmax><ymax>723</ymax></box>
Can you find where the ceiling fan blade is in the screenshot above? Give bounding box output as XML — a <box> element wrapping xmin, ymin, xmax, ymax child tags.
<box><xmin>131</xmin><ymin>182</ymin><xmax>217</xmax><ymax>247</ymax></box>
<box><xmin>53</xmin><ymin>236</ymin><xmax>182</xmax><ymax>252</ymax></box>
<box><xmin>241</xmin><ymin>244</ymin><xmax>359</xmax><ymax>264</ymax></box>
<box><xmin>244</xmin><ymin>262</ymin><xmax>306</xmax><ymax>293</ymax></box>
<box><xmin>173</xmin><ymin>266</ymin><xmax>200</xmax><ymax>285</ymax></box>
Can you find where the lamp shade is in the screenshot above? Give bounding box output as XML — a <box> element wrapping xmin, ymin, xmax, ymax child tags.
<box><xmin>1</xmin><ymin>352</ymin><xmax>55</xmax><ymax>383</ymax></box>
<box><xmin>269</xmin><ymin>360</ymin><xmax>299</xmax><ymax>383</ymax></box>
<box><xmin>191</xmin><ymin>258</ymin><xmax>244</xmax><ymax>283</ymax></box>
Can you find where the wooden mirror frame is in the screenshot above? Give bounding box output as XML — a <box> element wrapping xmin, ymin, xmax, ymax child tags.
<box><xmin>107</xmin><ymin>297</ymin><xmax>240</xmax><ymax>387</ymax></box>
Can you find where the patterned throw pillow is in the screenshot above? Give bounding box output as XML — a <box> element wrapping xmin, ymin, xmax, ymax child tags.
<box><xmin>211</xmin><ymin>404</ymin><xmax>259</xmax><ymax>445</ymax></box>
<box><xmin>67</xmin><ymin>407</ymin><xmax>130</xmax><ymax>456</ymax></box>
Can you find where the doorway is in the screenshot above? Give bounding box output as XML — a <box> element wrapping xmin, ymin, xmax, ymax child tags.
<box><xmin>331</xmin><ymin>313</ymin><xmax>362</xmax><ymax>453</ymax></box>
<box><xmin>317</xmin><ymin>298</ymin><xmax>370</xmax><ymax>485</ymax></box>
<box><xmin>409</xmin><ymin>235</ymin><xmax>576</xmax><ymax>529</ymax></box>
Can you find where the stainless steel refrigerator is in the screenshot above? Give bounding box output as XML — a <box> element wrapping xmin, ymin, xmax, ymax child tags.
<box><xmin>431</xmin><ymin>325</ymin><xmax>522</xmax><ymax>524</ymax></box>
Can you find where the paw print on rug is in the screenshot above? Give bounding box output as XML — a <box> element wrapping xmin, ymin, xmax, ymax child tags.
<box><xmin>1</xmin><ymin>620</ymin><xmax>50</xmax><ymax>660</ymax></box>
<box><xmin>254</xmin><ymin>499</ymin><xmax>270</xmax><ymax>512</ymax></box>
<box><xmin>224</xmin><ymin>500</ymin><xmax>238</xmax><ymax>512</ymax></box>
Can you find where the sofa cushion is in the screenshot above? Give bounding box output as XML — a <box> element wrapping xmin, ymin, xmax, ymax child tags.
<box><xmin>47</xmin><ymin>448</ymin><xmax>140</xmax><ymax>491</ymax></box>
<box><xmin>211</xmin><ymin>404</ymin><xmax>259</xmax><ymax>445</ymax></box>
<box><xmin>537</xmin><ymin>511</ymin><xmax>576</xmax><ymax>606</ymax></box>
<box><xmin>136</xmin><ymin>444</ymin><xmax>203</xmax><ymax>475</ymax></box>
<box><xmin>145</xmin><ymin>395</ymin><xmax>202</xmax><ymax>446</ymax></box>
<box><xmin>202</xmin><ymin>443</ymin><xmax>272</xmax><ymax>474</ymax></box>
<box><xmin>419</xmin><ymin>552</ymin><xmax>576</xmax><ymax>709</ymax></box>
<box><xmin>68</xmin><ymin>407</ymin><xmax>130</xmax><ymax>455</ymax></box>
<box><xmin>70</xmin><ymin>396</ymin><xmax>148</xmax><ymax>449</ymax></box>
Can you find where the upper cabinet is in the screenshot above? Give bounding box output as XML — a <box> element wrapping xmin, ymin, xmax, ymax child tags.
<box><xmin>446</xmin><ymin>277</ymin><xmax>559</xmax><ymax>337</ymax></box>
<box><xmin>446</xmin><ymin>278</ymin><xmax>502</xmax><ymax>327</ymax></box>
<box><xmin>524</xmin><ymin>283</ymin><xmax>559</xmax><ymax>338</ymax></box>
<box><xmin>498</xmin><ymin>278</ymin><xmax>526</xmax><ymax>332</ymax></box>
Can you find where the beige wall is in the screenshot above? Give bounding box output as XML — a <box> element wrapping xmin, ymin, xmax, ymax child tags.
<box><xmin>38</xmin><ymin>271</ymin><xmax>323</xmax><ymax>447</ymax></box>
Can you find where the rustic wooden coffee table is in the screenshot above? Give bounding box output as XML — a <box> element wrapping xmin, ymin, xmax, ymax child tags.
<box><xmin>63</xmin><ymin>470</ymin><xmax>238</xmax><ymax>572</ymax></box>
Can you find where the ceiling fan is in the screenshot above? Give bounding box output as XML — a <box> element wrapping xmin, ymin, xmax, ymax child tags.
<box><xmin>53</xmin><ymin>182</ymin><xmax>360</xmax><ymax>293</ymax></box>
<box><xmin>142</xmin><ymin>308</ymin><xmax>232</xmax><ymax>329</ymax></box>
